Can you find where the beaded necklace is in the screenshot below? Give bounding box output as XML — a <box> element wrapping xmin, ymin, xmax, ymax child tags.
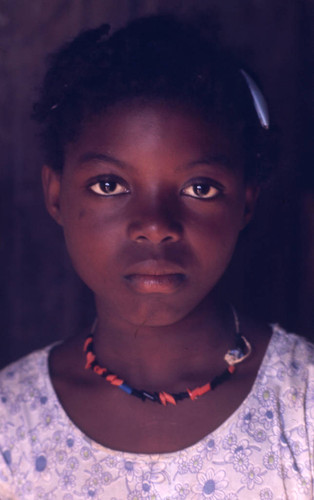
<box><xmin>83</xmin><ymin>308</ymin><xmax>252</xmax><ymax>406</ymax></box>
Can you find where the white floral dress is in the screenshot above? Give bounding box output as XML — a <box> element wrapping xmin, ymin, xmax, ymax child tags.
<box><xmin>0</xmin><ymin>326</ymin><xmax>313</xmax><ymax>500</ymax></box>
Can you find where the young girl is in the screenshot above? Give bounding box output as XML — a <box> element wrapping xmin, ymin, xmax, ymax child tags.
<box><xmin>0</xmin><ymin>14</ymin><xmax>313</xmax><ymax>499</ymax></box>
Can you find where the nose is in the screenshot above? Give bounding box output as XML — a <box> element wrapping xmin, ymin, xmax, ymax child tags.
<box><xmin>127</xmin><ymin>207</ymin><xmax>183</xmax><ymax>244</ymax></box>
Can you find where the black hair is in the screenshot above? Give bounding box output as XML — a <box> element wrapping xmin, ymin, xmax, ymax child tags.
<box><xmin>33</xmin><ymin>14</ymin><xmax>276</xmax><ymax>182</ymax></box>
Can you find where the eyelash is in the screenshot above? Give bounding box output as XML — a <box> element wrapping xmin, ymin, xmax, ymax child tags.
<box><xmin>87</xmin><ymin>176</ymin><xmax>224</xmax><ymax>200</ymax></box>
<box><xmin>181</xmin><ymin>179</ymin><xmax>223</xmax><ymax>200</ymax></box>
<box><xmin>88</xmin><ymin>176</ymin><xmax>130</xmax><ymax>196</ymax></box>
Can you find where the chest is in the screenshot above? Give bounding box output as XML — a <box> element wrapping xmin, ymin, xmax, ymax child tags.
<box><xmin>55</xmin><ymin>367</ymin><xmax>256</xmax><ymax>454</ymax></box>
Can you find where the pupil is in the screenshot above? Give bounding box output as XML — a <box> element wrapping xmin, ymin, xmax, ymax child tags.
<box><xmin>101</xmin><ymin>181</ymin><xmax>116</xmax><ymax>193</ymax></box>
<box><xmin>194</xmin><ymin>184</ymin><xmax>209</xmax><ymax>196</ymax></box>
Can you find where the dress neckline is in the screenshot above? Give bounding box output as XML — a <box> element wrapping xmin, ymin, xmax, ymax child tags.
<box><xmin>43</xmin><ymin>325</ymin><xmax>281</xmax><ymax>459</ymax></box>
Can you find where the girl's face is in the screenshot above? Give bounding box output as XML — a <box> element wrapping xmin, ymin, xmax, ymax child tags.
<box><xmin>43</xmin><ymin>100</ymin><xmax>258</xmax><ymax>327</ymax></box>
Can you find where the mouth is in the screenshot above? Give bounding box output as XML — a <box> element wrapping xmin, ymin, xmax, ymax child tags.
<box><xmin>124</xmin><ymin>273</ymin><xmax>186</xmax><ymax>294</ymax></box>
<box><xmin>123</xmin><ymin>259</ymin><xmax>186</xmax><ymax>294</ymax></box>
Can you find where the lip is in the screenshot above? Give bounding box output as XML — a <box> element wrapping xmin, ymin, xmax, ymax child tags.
<box><xmin>124</xmin><ymin>259</ymin><xmax>186</xmax><ymax>276</ymax></box>
<box><xmin>124</xmin><ymin>273</ymin><xmax>186</xmax><ymax>294</ymax></box>
<box><xmin>124</xmin><ymin>259</ymin><xmax>186</xmax><ymax>293</ymax></box>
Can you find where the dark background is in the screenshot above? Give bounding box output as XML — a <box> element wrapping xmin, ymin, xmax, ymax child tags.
<box><xmin>0</xmin><ymin>0</ymin><xmax>313</xmax><ymax>368</ymax></box>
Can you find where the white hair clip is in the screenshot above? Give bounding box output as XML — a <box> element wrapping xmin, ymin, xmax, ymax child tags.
<box><xmin>240</xmin><ymin>69</ymin><xmax>270</xmax><ymax>130</ymax></box>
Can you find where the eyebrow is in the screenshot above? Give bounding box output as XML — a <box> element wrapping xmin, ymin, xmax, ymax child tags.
<box><xmin>78</xmin><ymin>152</ymin><xmax>131</xmax><ymax>170</ymax></box>
<box><xmin>78</xmin><ymin>151</ymin><xmax>233</xmax><ymax>172</ymax></box>
<box><xmin>181</xmin><ymin>154</ymin><xmax>232</xmax><ymax>171</ymax></box>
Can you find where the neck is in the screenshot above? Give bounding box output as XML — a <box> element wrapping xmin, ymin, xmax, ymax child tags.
<box><xmin>91</xmin><ymin>295</ymin><xmax>236</xmax><ymax>390</ymax></box>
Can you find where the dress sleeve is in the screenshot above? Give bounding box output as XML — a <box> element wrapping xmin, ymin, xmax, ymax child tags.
<box><xmin>305</xmin><ymin>343</ymin><xmax>314</xmax><ymax>494</ymax></box>
<box><xmin>0</xmin><ymin>433</ymin><xmax>16</xmax><ymax>498</ymax></box>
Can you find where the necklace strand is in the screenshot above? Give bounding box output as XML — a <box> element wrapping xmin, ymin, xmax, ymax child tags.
<box><xmin>83</xmin><ymin>308</ymin><xmax>252</xmax><ymax>406</ymax></box>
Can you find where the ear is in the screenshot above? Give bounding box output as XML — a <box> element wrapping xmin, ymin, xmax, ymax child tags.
<box><xmin>42</xmin><ymin>165</ymin><xmax>63</xmax><ymax>226</ymax></box>
<box><xmin>241</xmin><ymin>183</ymin><xmax>260</xmax><ymax>229</ymax></box>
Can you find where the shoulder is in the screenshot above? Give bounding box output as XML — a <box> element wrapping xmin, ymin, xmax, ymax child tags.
<box><xmin>256</xmin><ymin>325</ymin><xmax>314</xmax><ymax>422</ymax></box>
<box><xmin>265</xmin><ymin>325</ymin><xmax>314</xmax><ymax>371</ymax></box>
<box><xmin>260</xmin><ymin>324</ymin><xmax>314</xmax><ymax>387</ymax></box>
<box><xmin>0</xmin><ymin>346</ymin><xmax>59</xmax><ymax>493</ymax></box>
<box><xmin>0</xmin><ymin>346</ymin><xmax>53</xmax><ymax>400</ymax></box>
<box><xmin>0</xmin><ymin>345</ymin><xmax>58</xmax><ymax>441</ymax></box>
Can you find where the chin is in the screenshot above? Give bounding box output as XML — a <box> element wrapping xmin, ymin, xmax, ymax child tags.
<box><xmin>126</xmin><ymin>305</ymin><xmax>187</xmax><ymax>328</ymax></box>
<box><xmin>120</xmin><ymin>292</ymin><xmax>212</xmax><ymax>328</ymax></box>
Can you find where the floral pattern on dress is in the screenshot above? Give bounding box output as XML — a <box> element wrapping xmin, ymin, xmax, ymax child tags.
<box><xmin>0</xmin><ymin>326</ymin><xmax>313</xmax><ymax>499</ymax></box>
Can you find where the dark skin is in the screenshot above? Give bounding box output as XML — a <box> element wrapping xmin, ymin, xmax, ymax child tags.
<box><xmin>43</xmin><ymin>100</ymin><xmax>271</xmax><ymax>454</ymax></box>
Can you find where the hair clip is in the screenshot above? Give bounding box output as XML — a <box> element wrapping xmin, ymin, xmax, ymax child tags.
<box><xmin>240</xmin><ymin>69</ymin><xmax>269</xmax><ymax>130</ymax></box>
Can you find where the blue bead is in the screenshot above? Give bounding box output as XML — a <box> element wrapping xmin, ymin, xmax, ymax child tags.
<box><xmin>119</xmin><ymin>383</ymin><xmax>132</xmax><ymax>394</ymax></box>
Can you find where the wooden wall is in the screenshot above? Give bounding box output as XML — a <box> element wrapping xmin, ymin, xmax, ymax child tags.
<box><xmin>0</xmin><ymin>0</ymin><xmax>313</xmax><ymax>367</ymax></box>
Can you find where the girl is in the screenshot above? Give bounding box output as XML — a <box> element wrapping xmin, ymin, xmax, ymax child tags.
<box><xmin>0</xmin><ymin>14</ymin><xmax>313</xmax><ymax>499</ymax></box>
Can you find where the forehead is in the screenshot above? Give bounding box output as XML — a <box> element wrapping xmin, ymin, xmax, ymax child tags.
<box><xmin>65</xmin><ymin>99</ymin><xmax>243</xmax><ymax>170</ymax></box>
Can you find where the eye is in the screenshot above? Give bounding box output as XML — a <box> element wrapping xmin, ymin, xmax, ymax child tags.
<box><xmin>88</xmin><ymin>177</ymin><xmax>130</xmax><ymax>196</ymax></box>
<box><xmin>181</xmin><ymin>180</ymin><xmax>223</xmax><ymax>200</ymax></box>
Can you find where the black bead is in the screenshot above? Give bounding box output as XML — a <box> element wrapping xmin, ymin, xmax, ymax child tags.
<box><xmin>174</xmin><ymin>392</ymin><xmax>189</xmax><ymax>401</ymax></box>
<box><xmin>211</xmin><ymin>369</ymin><xmax>232</xmax><ymax>390</ymax></box>
<box><xmin>132</xmin><ymin>389</ymin><xmax>146</xmax><ymax>401</ymax></box>
<box><xmin>142</xmin><ymin>391</ymin><xmax>158</xmax><ymax>402</ymax></box>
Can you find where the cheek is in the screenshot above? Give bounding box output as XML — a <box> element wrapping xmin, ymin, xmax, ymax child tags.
<box><xmin>188</xmin><ymin>197</ymin><xmax>244</xmax><ymax>242</ymax></box>
<box><xmin>187</xmin><ymin>201</ymin><xmax>245</xmax><ymax>271</ymax></box>
<box><xmin>60</xmin><ymin>202</ymin><xmax>122</xmax><ymax>282</ymax></box>
<box><xmin>61</xmin><ymin>188</ymin><xmax>123</xmax><ymax>242</ymax></box>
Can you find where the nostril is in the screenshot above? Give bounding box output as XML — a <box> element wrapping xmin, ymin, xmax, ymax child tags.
<box><xmin>128</xmin><ymin>219</ymin><xmax>182</xmax><ymax>244</ymax></box>
<box><xmin>133</xmin><ymin>233</ymin><xmax>178</xmax><ymax>244</ymax></box>
<box><xmin>135</xmin><ymin>235</ymin><xmax>149</xmax><ymax>243</ymax></box>
<box><xmin>161</xmin><ymin>235</ymin><xmax>174</xmax><ymax>243</ymax></box>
